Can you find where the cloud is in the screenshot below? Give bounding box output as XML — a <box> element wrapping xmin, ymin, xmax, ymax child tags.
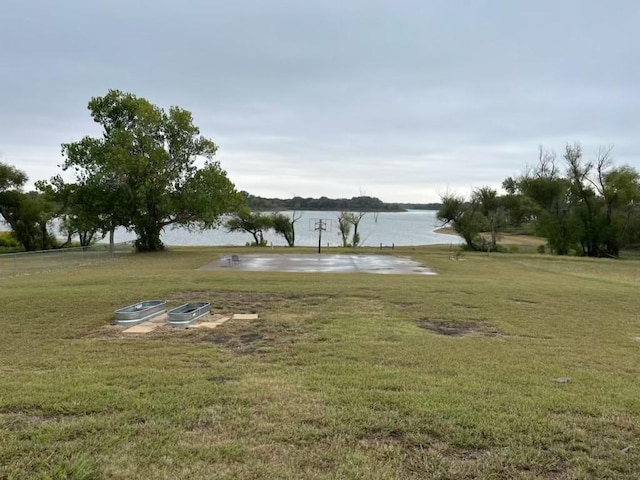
<box><xmin>1</xmin><ymin>0</ymin><xmax>639</xmax><ymax>201</ymax></box>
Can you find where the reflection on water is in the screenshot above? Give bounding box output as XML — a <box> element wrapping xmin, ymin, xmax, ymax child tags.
<box><xmin>107</xmin><ymin>210</ymin><xmax>462</xmax><ymax>247</ymax></box>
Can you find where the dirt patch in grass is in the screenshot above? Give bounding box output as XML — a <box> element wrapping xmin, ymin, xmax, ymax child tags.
<box><xmin>168</xmin><ymin>292</ymin><xmax>325</xmax><ymax>355</ymax></box>
<box><xmin>417</xmin><ymin>319</ymin><xmax>504</xmax><ymax>337</ymax></box>
<box><xmin>166</xmin><ymin>291</ymin><xmax>333</xmax><ymax>315</ymax></box>
<box><xmin>199</xmin><ymin>316</ymin><xmax>312</xmax><ymax>356</ymax></box>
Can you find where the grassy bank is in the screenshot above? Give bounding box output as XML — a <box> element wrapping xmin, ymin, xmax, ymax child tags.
<box><xmin>1</xmin><ymin>246</ymin><xmax>639</xmax><ymax>479</ymax></box>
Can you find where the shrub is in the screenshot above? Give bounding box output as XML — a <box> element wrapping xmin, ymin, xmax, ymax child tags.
<box><xmin>0</xmin><ymin>231</ymin><xmax>21</xmax><ymax>248</ymax></box>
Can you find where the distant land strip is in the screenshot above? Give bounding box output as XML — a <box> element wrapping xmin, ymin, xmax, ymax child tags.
<box><xmin>242</xmin><ymin>192</ymin><xmax>441</xmax><ymax>212</ymax></box>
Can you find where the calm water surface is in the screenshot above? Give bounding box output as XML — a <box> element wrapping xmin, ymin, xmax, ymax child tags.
<box><xmin>113</xmin><ymin>210</ymin><xmax>462</xmax><ymax>247</ymax></box>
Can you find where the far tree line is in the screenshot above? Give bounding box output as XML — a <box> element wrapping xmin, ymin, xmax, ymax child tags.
<box><xmin>438</xmin><ymin>145</ymin><xmax>640</xmax><ymax>257</ymax></box>
<box><xmin>243</xmin><ymin>193</ymin><xmax>407</xmax><ymax>212</ymax></box>
<box><xmin>243</xmin><ymin>193</ymin><xmax>442</xmax><ymax>212</ymax></box>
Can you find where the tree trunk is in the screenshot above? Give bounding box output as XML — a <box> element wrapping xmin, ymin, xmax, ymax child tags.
<box><xmin>251</xmin><ymin>230</ymin><xmax>262</xmax><ymax>246</ymax></box>
<box><xmin>287</xmin><ymin>220</ymin><xmax>295</xmax><ymax>247</ymax></box>
<box><xmin>490</xmin><ymin>217</ymin><xmax>497</xmax><ymax>250</ymax></box>
<box><xmin>134</xmin><ymin>221</ymin><xmax>164</xmax><ymax>252</ymax></box>
<box><xmin>109</xmin><ymin>228</ymin><xmax>115</xmax><ymax>255</ymax></box>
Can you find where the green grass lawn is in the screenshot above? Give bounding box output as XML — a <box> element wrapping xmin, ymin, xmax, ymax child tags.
<box><xmin>1</xmin><ymin>246</ymin><xmax>639</xmax><ymax>479</ymax></box>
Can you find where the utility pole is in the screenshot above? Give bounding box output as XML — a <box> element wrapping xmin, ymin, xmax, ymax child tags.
<box><xmin>315</xmin><ymin>219</ymin><xmax>326</xmax><ymax>254</ymax></box>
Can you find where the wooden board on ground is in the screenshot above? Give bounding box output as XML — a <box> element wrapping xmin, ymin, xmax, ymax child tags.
<box><xmin>189</xmin><ymin>314</ymin><xmax>232</xmax><ymax>329</ymax></box>
<box><xmin>232</xmin><ymin>313</ymin><xmax>259</xmax><ymax>320</ymax></box>
<box><xmin>120</xmin><ymin>312</ymin><xmax>252</xmax><ymax>334</ymax></box>
<box><xmin>123</xmin><ymin>323</ymin><xmax>160</xmax><ymax>334</ymax></box>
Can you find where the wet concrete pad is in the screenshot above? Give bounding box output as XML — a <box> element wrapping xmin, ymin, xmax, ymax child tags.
<box><xmin>201</xmin><ymin>254</ymin><xmax>435</xmax><ymax>275</ymax></box>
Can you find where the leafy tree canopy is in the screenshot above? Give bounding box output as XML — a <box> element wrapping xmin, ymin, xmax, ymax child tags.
<box><xmin>0</xmin><ymin>162</ymin><xmax>27</xmax><ymax>192</ymax></box>
<box><xmin>271</xmin><ymin>212</ymin><xmax>301</xmax><ymax>247</ymax></box>
<box><xmin>54</xmin><ymin>90</ymin><xmax>240</xmax><ymax>251</ymax></box>
<box><xmin>0</xmin><ymin>163</ymin><xmax>57</xmax><ymax>251</ymax></box>
<box><xmin>442</xmin><ymin>144</ymin><xmax>640</xmax><ymax>257</ymax></box>
<box><xmin>225</xmin><ymin>209</ymin><xmax>273</xmax><ymax>246</ymax></box>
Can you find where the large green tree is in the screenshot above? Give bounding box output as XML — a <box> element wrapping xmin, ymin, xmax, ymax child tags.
<box><xmin>516</xmin><ymin>176</ymin><xmax>578</xmax><ymax>255</ymax></box>
<box><xmin>503</xmin><ymin>144</ymin><xmax>640</xmax><ymax>257</ymax></box>
<box><xmin>600</xmin><ymin>166</ymin><xmax>640</xmax><ymax>254</ymax></box>
<box><xmin>0</xmin><ymin>163</ymin><xmax>57</xmax><ymax>251</ymax></box>
<box><xmin>564</xmin><ymin>144</ymin><xmax>640</xmax><ymax>257</ymax></box>
<box><xmin>57</xmin><ymin>90</ymin><xmax>239</xmax><ymax>251</ymax></box>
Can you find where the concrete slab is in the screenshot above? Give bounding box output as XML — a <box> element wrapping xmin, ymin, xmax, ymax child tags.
<box><xmin>200</xmin><ymin>254</ymin><xmax>435</xmax><ymax>275</ymax></box>
<box><xmin>232</xmin><ymin>313</ymin><xmax>259</xmax><ymax>320</ymax></box>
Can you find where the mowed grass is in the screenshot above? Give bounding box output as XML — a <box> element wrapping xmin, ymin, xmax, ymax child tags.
<box><xmin>1</xmin><ymin>246</ymin><xmax>639</xmax><ymax>479</ymax></box>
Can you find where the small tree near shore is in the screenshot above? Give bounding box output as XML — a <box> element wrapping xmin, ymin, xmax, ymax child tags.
<box><xmin>225</xmin><ymin>210</ymin><xmax>272</xmax><ymax>246</ymax></box>
<box><xmin>336</xmin><ymin>211</ymin><xmax>367</xmax><ymax>247</ymax></box>
<box><xmin>271</xmin><ymin>211</ymin><xmax>302</xmax><ymax>247</ymax></box>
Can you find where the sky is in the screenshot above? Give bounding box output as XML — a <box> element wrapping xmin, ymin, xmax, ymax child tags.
<box><xmin>1</xmin><ymin>0</ymin><xmax>639</xmax><ymax>203</ymax></box>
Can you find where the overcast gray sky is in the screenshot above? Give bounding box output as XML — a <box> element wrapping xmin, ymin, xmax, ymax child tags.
<box><xmin>1</xmin><ymin>0</ymin><xmax>638</xmax><ymax>202</ymax></box>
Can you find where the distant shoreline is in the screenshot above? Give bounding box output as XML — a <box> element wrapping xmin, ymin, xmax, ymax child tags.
<box><xmin>433</xmin><ymin>226</ymin><xmax>460</xmax><ymax>237</ymax></box>
<box><xmin>244</xmin><ymin>193</ymin><xmax>442</xmax><ymax>213</ymax></box>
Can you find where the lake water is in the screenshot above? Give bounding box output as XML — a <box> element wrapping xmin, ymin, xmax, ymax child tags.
<box><xmin>111</xmin><ymin>210</ymin><xmax>462</xmax><ymax>247</ymax></box>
